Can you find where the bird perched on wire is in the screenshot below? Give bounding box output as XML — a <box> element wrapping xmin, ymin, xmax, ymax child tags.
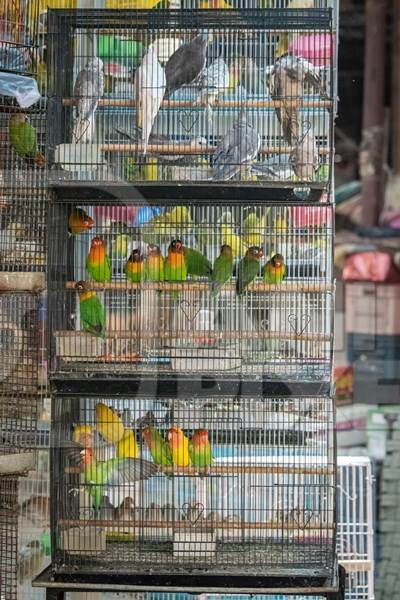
<box><xmin>135</xmin><ymin>48</ymin><xmax>166</xmax><ymax>155</ymax></box>
<box><xmin>165</xmin><ymin>33</ymin><xmax>212</xmax><ymax>97</ymax></box>
<box><xmin>236</xmin><ymin>246</ymin><xmax>264</xmax><ymax>295</ymax></box>
<box><xmin>9</xmin><ymin>114</ymin><xmax>45</xmax><ymax>166</ymax></box>
<box><xmin>75</xmin><ymin>280</ymin><xmax>105</xmax><ymax>337</ymax></box>
<box><xmin>289</xmin><ymin>123</ymin><xmax>319</xmax><ymax>181</ymax></box>
<box><xmin>269</xmin><ymin>54</ymin><xmax>326</xmax><ymax>145</ymax></box>
<box><xmin>72</xmin><ymin>57</ymin><xmax>104</xmax><ymax>143</ymax></box>
<box><xmin>213</xmin><ymin>109</ymin><xmax>260</xmax><ymax>180</ymax></box>
<box><xmin>86</xmin><ymin>236</ymin><xmax>111</xmax><ymax>283</ymax></box>
<box><xmin>194</xmin><ymin>57</ymin><xmax>229</xmax><ymax>123</ymax></box>
<box><xmin>263</xmin><ymin>253</ymin><xmax>286</xmax><ymax>284</ymax></box>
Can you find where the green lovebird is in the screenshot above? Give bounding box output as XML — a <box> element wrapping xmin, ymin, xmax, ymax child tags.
<box><xmin>142</xmin><ymin>426</ymin><xmax>173</xmax><ymax>467</ymax></box>
<box><xmin>9</xmin><ymin>114</ymin><xmax>45</xmax><ymax>166</ymax></box>
<box><xmin>125</xmin><ymin>249</ymin><xmax>144</xmax><ymax>283</ymax></box>
<box><xmin>80</xmin><ymin>448</ymin><xmax>157</xmax><ymax>511</ymax></box>
<box><xmin>183</xmin><ymin>245</ymin><xmax>212</xmax><ymax>278</ymax></box>
<box><xmin>144</xmin><ymin>244</ymin><xmax>164</xmax><ymax>282</ymax></box>
<box><xmin>211</xmin><ymin>244</ymin><xmax>233</xmax><ymax>297</ymax></box>
<box><xmin>236</xmin><ymin>246</ymin><xmax>264</xmax><ymax>295</ymax></box>
<box><xmin>189</xmin><ymin>429</ymin><xmax>213</xmax><ymax>468</ymax></box>
<box><xmin>264</xmin><ymin>253</ymin><xmax>286</xmax><ymax>284</ymax></box>
<box><xmin>165</xmin><ymin>240</ymin><xmax>187</xmax><ymax>298</ymax></box>
<box><xmin>75</xmin><ymin>280</ymin><xmax>105</xmax><ymax>337</ymax></box>
<box><xmin>86</xmin><ymin>237</ymin><xmax>111</xmax><ymax>283</ymax></box>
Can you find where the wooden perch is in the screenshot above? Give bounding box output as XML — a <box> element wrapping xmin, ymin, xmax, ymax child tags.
<box><xmin>99</xmin><ymin>143</ymin><xmax>330</xmax><ymax>156</ymax></box>
<box><xmin>65</xmin><ymin>464</ymin><xmax>333</xmax><ymax>476</ymax></box>
<box><xmin>62</xmin><ymin>98</ymin><xmax>332</xmax><ymax>110</ymax></box>
<box><xmin>65</xmin><ymin>281</ymin><xmax>334</xmax><ymax>294</ymax></box>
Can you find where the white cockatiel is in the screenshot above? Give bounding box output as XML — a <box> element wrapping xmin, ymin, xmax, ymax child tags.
<box><xmin>135</xmin><ymin>48</ymin><xmax>166</xmax><ymax>155</ymax></box>
<box><xmin>72</xmin><ymin>57</ymin><xmax>104</xmax><ymax>143</ymax></box>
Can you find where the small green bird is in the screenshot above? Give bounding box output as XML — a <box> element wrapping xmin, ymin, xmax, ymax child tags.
<box><xmin>189</xmin><ymin>429</ymin><xmax>213</xmax><ymax>469</ymax></box>
<box><xmin>112</xmin><ymin>233</ymin><xmax>128</xmax><ymax>260</ymax></box>
<box><xmin>236</xmin><ymin>246</ymin><xmax>264</xmax><ymax>295</ymax></box>
<box><xmin>142</xmin><ymin>426</ymin><xmax>173</xmax><ymax>467</ymax></box>
<box><xmin>86</xmin><ymin>237</ymin><xmax>111</xmax><ymax>283</ymax></box>
<box><xmin>211</xmin><ymin>244</ymin><xmax>233</xmax><ymax>296</ymax></box>
<box><xmin>183</xmin><ymin>245</ymin><xmax>212</xmax><ymax>278</ymax></box>
<box><xmin>264</xmin><ymin>253</ymin><xmax>286</xmax><ymax>284</ymax></box>
<box><xmin>165</xmin><ymin>239</ymin><xmax>187</xmax><ymax>282</ymax></box>
<box><xmin>75</xmin><ymin>280</ymin><xmax>105</xmax><ymax>337</ymax></box>
<box><xmin>125</xmin><ymin>249</ymin><xmax>144</xmax><ymax>283</ymax></box>
<box><xmin>144</xmin><ymin>244</ymin><xmax>165</xmax><ymax>282</ymax></box>
<box><xmin>9</xmin><ymin>114</ymin><xmax>45</xmax><ymax>166</ymax></box>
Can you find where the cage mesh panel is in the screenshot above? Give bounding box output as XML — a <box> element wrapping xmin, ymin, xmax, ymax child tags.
<box><xmin>52</xmin><ymin>395</ymin><xmax>335</xmax><ymax>577</ymax></box>
<box><xmin>0</xmin><ymin>477</ymin><xmax>19</xmax><ymax>600</ymax></box>
<box><xmin>47</xmin><ymin>8</ymin><xmax>335</xmax><ymax>187</ymax></box>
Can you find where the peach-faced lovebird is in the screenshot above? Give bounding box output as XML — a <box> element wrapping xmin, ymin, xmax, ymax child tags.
<box><xmin>125</xmin><ymin>248</ymin><xmax>144</xmax><ymax>283</ymax></box>
<box><xmin>264</xmin><ymin>253</ymin><xmax>286</xmax><ymax>284</ymax></box>
<box><xmin>86</xmin><ymin>237</ymin><xmax>111</xmax><ymax>283</ymax></box>
<box><xmin>75</xmin><ymin>280</ymin><xmax>105</xmax><ymax>337</ymax></box>
<box><xmin>236</xmin><ymin>246</ymin><xmax>264</xmax><ymax>295</ymax></box>
<box><xmin>167</xmin><ymin>426</ymin><xmax>191</xmax><ymax>467</ymax></box>
<box><xmin>190</xmin><ymin>429</ymin><xmax>213</xmax><ymax>468</ymax></box>
<box><xmin>68</xmin><ymin>208</ymin><xmax>94</xmax><ymax>235</ymax></box>
<box><xmin>183</xmin><ymin>245</ymin><xmax>212</xmax><ymax>278</ymax></box>
<box><xmin>144</xmin><ymin>244</ymin><xmax>164</xmax><ymax>282</ymax></box>
<box><xmin>142</xmin><ymin>426</ymin><xmax>173</xmax><ymax>467</ymax></box>
<box><xmin>164</xmin><ymin>240</ymin><xmax>187</xmax><ymax>295</ymax></box>
<box><xmin>80</xmin><ymin>447</ymin><xmax>156</xmax><ymax>511</ymax></box>
<box><xmin>211</xmin><ymin>244</ymin><xmax>233</xmax><ymax>296</ymax></box>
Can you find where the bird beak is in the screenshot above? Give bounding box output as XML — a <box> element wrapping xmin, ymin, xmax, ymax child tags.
<box><xmin>175</xmin><ymin>241</ymin><xmax>182</xmax><ymax>250</ymax></box>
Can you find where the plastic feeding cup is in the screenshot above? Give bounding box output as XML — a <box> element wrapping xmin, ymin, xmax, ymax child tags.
<box><xmin>289</xmin><ymin>33</ymin><xmax>334</xmax><ymax>67</ymax></box>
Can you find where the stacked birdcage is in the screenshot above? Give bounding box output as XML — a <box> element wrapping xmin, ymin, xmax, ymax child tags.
<box><xmin>42</xmin><ymin>0</ymin><xmax>340</xmax><ymax>597</ymax></box>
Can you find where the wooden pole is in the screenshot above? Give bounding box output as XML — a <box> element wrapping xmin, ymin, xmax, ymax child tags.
<box><xmin>359</xmin><ymin>0</ymin><xmax>388</xmax><ymax>226</ymax></box>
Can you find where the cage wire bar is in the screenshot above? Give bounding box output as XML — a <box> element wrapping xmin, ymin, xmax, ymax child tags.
<box><xmin>46</xmin><ymin>7</ymin><xmax>335</xmax><ymax>191</ymax></box>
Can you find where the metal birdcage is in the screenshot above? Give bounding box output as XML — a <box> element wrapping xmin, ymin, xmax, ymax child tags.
<box><xmin>46</xmin><ymin>7</ymin><xmax>336</xmax><ymax>191</ymax></box>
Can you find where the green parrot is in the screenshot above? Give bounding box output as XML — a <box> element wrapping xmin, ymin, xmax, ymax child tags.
<box><xmin>183</xmin><ymin>245</ymin><xmax>212</xmax><ymax>278</ymax></box>
<box><xmin>263</xmin><ymin>253</ymin><xmax>287</xmax><ymax>284</ymax></box>
<box><xmin>189</xmin><ymin>429</ymin><xmax>213</xmax><ymax>469</ymax></box>
<box><xmin>211</xmin><ymin>244</ymin><xmax>233</xmax><ymax>297</ymax></box>
<box><xmin>142</xmin><ymin>426</ymin><xmax>173</xmax><ymax>467</ymax></box>
<box><xmin>80</xmin><ymin>448</ymin><xmax>157</xmax><ymax>511</ymax></box>
<box><xmin>144</xmin><ymin>244</ymin><xmax>165</xmax><ymax>282</ymax></box>
<box><xmin>9</xmin><ymin>114</ymin><xmax>45</xmax><ymax>166</ymax></box>
<box><xmin>75</xmin><ymin>280</ymin><xmax>105</xmax><ymax>337</ymax></box>
<box><xmin>236</xmin><ymin>246</ymin><xmax>264</xmax><ymax>295</ymax></box>
<box><xmin>86</xmin><ymin>237</ymin><xmax>111</xmax><ymax>283</ymax></box>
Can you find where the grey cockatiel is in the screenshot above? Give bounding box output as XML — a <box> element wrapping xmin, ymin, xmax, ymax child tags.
<box><xmin>135</xmin><ymin>48</ymin><xmax>166</xmax><ymax>155</ymax></box>
<box><xmin>72</xmin><ymin>57</ymin><xmax>104</xmax><ymax>143</ymax></box>
<box><xmin>165</xmin><ymin>33</ymin><xmax>212</xmax><ymax>97</ymax></box>
<box><xmin>269</xmin><ymin>54</ymin><xmax>326</xmax><ymax>145</ymax></box>
<box><xmin>194</xmin><ymin>57</ymin><xmax>229</xmax><ymax>122</ymax></box>
<box><xmin>213</xmin><ymin>109</ymin><xmax>261</xmax><ymax>181</ymax></box>
<box><xmin>289</xmin><ymin>123</ymin><xmax>319</xmax><ymax>181</ymax></box>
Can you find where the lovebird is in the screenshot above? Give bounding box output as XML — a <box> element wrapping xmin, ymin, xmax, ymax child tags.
<box><xmin>220</xmin><ymin>223</ymin><xmax>248</xmax><ymax>258</ymax></box>
<box><xmin>142</xmin><ymin>426</ymin><xmax>173</xmax><ymax>467</ymax></box>
<box><xmin>236</xmin><ymin>246</ymin><xmax>264</xmax><ymax>295</ymax></box>
<box><xmin>243</xmin><ymin>210</ymin><xmax>268</xmax><ymax>248</ymax></box>
<box><xmin>183</xmin><ymin>245</ymin><xmax>212</xmax><ymax>278</ymax></box>
<box><xmin>68</xmin><ymin>208</ymin><xmax>94</xmax><ymax>235</ymax></box>
<box><xmin>144</xmin><ymin>244</ymin><xmax>164</xmax><ymax>282</ymax></box>
<box><xmin>190</xmin><ymin>429</ymin><xmax>213</xmax><ymax>468</ymax></box>
<box><xmin>86</xmin><ymin>237</ymin><xmax>111</xmax><ymax>283</ymax></box>
<box><xmin>264</xmin><ymin>253</ymin><xmax>287</xmax><ymax>284</ymax></box>
<box><xmin>125</xmin><ymin>248</ymin><xmax>144</xmax><ymax>283</ymax></box>
<box><xmin>75</xmin><ymin>280</ymin><xmax>105</xmax><ymax>337</ymax></box>
<box><xmin>168</xmin><ymin>426</ymin><xmax>191</xmax><ymax>467</ymax></box>
<box><xmin>164</xmin><ymin>240</ymin><xmax>187</xmax><ymax>294</ymax></box>
<box><xmin>112</xmin><ymin>233</ymin><xmax>128</xmax><ymax>259</ymax></box>
<box><xmin>80</xmin><ymin>447</ymin><xmax>157</xmax><ymax>511</ymax></box>
<box><xmin>211</xmin><ymin>244</ymin><xmax>233</xmax><ymax>296</ymax></box>
<box><xmin>95</xmin><ymin>402</ymin><xmax>125</xmax><ymax>444</ymax></box>
<box><xmin>116</xmin><ymin>429</ymin><xmax>139</xmax><ymax>459</ymax></box>
<box><xmin>9</xmin><ymin>114</ymin><xmax>45</xmax><ymax>166</ymax></box>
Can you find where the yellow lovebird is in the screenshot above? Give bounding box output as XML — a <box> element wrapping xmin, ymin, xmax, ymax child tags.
<box><xmin>116</xmin><ymin>429</ymin><xmax>139</xmax><ymax>459</ymax></box>
<box><xmin>243</xmin><ymin>210</ymin><xmax>268</xmax><ymax>248</ymax></box>
<box><xmin>200</xmin><ymin>0</ymin><xmax>232</xmax><ymax>7</ymax></box>
<box><xmin>220</xmin><ymin>223</ymin><xmax>248</xmax><ymax>259</ymax></box>
<box><xmin>95</xmin><ymin>403</ymin><xmax>125</xmax><ymax>444</ymax></box>
<box><xmin>168</xmin><ymin>427</ymin><xmax>191</xmax><ymax>467</ymax></box>
<box><xmin>106</xmin><ymin>0</ymin><xmax>164</xmax><ymax>8</ymax></box>
<box><xmin>169</xmin><ymin>206</ymin><xmax>192</xmax><ymax>228</ymax></box>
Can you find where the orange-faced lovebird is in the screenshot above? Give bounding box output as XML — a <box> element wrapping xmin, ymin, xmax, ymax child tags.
<box><xmin>86</xmin><ymin>237</ymin><xmax>111</xmax><ymax>283</ymax></box>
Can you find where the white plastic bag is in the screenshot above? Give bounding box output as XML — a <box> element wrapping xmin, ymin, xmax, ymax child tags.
<box><xmin>0</xmin><ymin>71</ymin><xmax>40</xmax><ymax>108</ymax></box>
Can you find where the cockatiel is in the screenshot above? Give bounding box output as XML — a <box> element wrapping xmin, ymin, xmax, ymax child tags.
<box><xmin>142</xmin><ymin>426</ymin><xmax>173</xmax><ymax>468</ymax></box>
<box><xmin>135</xmin><ymin>48</ymin><xmax>166</xmax><ymax>155</ymax></box>
<box><xmin>211</xmin><ymin>244</ymin><xmax>233</xmax><ymax>296</ymax></box>
<box><xmin>68</xmin><ymin>208</ymin><xmax>94</xmax><ymax>235</ymax></box>
<box><xmin>75</xmin><ymin>280</ymin><xmax>105</xmax><ymax>337</ymax></box>
<box><xmin>190</xmin><ymin>429</ymin><xmax>213</xmax><ymax>468</ymax></box>
<box><xmin>195</xmin><ymin>58</ymin><xmax>229</xmax><ymax>122</ymax></box>
<box><xmin>263</xmin><ymin>253</ymin><xmax>287</xmax><ymax>284</ymax></box>
<box><xmin>236</xmin><ymin>246</ymin><xmax>264</xmax><ymax>295</ymax></box>
<box><xmin>86</xmin><ymin>237</ymin><xmax>111</xmax><ymax>283</ymax></box>
<box><xmin>72</xmin><ymin>57</ymin><xmax>104</xmax><ymax>143</ymax></box>
<box><xmin>164</xmin><ymin>239</ymin><xmax>187</xmax><ymax>289</ymax></box>
<box><xmin>289</xmin><ymin>124</ymin><xmax>319</xmax><ymax>181</ymax></box>
<box><xmin>168</xmin><ymin>426</ymin><xmax>191</xmax><ymax>467</ymax></box>
<box><xmin>213</xmin><ymin>109</ymin><xmax>260</xmax><ymax>181</ymax></box>
<box><xmin>125</xmin><ymin>248</ymin><xmax>144</xmax><ymax>283</ymax></box>
<box><xmin>165</xmin><ymin>33</ymin><xmax>212</xmax><ymax>97</ymax></box>
<box><xmin>9</xmin><ymin>114</ymin><xmax>45</xmax><ymax>166</ymax></box>
<box><xmin>269</xmin><ymin>54</ymin><xmax>326</xmax><ymax>145</ymax></box>
<box><xmin>183</xmin><ymin>245</ymin><xmax>212</xmax><ymax>278</ymax></box>
<box><xmin>144</xmin><ymin>244</ymin><xmax>165</xmax><ymax>282</ymax></box>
